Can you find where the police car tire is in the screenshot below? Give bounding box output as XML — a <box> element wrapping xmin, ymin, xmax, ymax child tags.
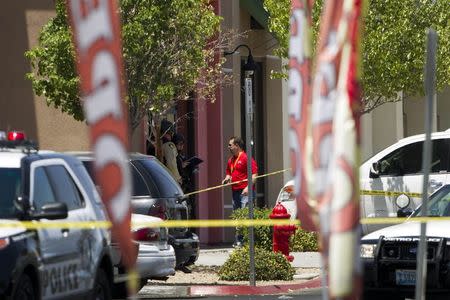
<box><xmin>12</xmin><ymin>273</ymin><xmax>35</xmax><ymax>300</ymax></box>
<box><xmin>93</xmin><ymin>269</ymin><xmax>111</xmax><ymax>300</ymax></box>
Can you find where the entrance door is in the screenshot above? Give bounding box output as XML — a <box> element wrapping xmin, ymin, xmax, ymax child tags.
<box><xmin>241</xmin><ymin>61</ymin><xmax>265</xmax><ymax>207</ymax></box>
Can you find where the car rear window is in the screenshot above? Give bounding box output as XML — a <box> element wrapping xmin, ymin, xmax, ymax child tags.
<box><xmin>137</xmin><ymin>158</ymin><xmax>183</xmax><ymax>198</ymax></box>
<box><xmin>82</xmin><ymin>160</ymin><xmax>152</xmax><ymax>197</ymax></box>
<box><xmin>0</xmin><ymin>168</ymin><xmax>21</xmax><ymax>218</ymax></box>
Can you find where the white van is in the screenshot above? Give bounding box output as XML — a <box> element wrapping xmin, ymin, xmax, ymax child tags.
<box><xmin>360</xmin><ymin>129</ymin><xmax>450</xmax><ymax>234</ymax></box>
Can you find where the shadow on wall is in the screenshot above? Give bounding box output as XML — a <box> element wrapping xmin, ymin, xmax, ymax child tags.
<box><xmin>0</xmin><ymin>1</ymin><xmax>55</xmax><ymax>140</ymax></box>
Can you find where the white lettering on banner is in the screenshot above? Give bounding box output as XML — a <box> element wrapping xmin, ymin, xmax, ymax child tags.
<box><xmin>289</xmin><ymin>129</ymin><xmax>301</xmax><ymax>195</ymax></box>
<box><xmin>69</xmin><ymin>0</ymin><xmax>113</xmax><ymax>52</ymax></box>
<box><xmin>94</xmin><ymin>135</ymin><xmax>131</xmax><ymax>223</ymax></box>
<box><xmin>288</xmin><ymin>9</ymin><xmax>305</xmax><ymax>64</ymax></box>
<box><xmin>312</xmin><ymin>62</ymin><xmax>337</xmax><ymax>124</ymax></box>
<box><xmin>288</xmin><ymin>69</ymin><xmax>302</xmax><ymax>121</ymax></box>
<box><xmin>312</xmin><ymin>35</ymin><xmax>338</xmax><ymax>197</ymax></box>
<box><xmin>84</xmin><ymin>51</ymin><xmax>122</xmax><ymax>124</ymax></box>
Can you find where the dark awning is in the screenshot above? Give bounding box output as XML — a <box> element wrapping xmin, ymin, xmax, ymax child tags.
<box><xmin>240</xmin><ymin>0</ymin><xmax>269</xmax><ymax>29</ymax></box>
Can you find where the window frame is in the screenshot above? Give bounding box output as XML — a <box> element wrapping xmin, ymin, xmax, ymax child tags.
<box><xmin>30</xmin><ymin>158</ymin><xmax>88</xmax><ymax>212</ymax></box>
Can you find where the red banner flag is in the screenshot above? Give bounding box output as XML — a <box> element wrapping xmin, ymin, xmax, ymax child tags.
<box><xmin>310</xmin><ymin>3</ymin><xmax>344</xmax><ymax>290</ymax></box>
<box><xmin>66</xmin><ymin>0</ymin><xmax>136</xmax><ymax>276</ymax></box>
<box><xmin>327</xmin><ymin>0</ymin><xmax>363</xmax><ymax>298</ymax></box>
<box><xmin>310</xmin><ymin>0</ymin><xmax>364</xmax><ymax>298</ymax></box>
<box><xmin>288</xmin><ymin>0</ymin><xmax>317</xmax><ymax>232</ymax></box>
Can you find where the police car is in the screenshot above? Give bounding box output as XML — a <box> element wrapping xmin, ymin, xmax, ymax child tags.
<box><xmin>361</xmin><ymin>184</ymin><xmax>450</xmax><ymax>299</ymax></box>
<box><xmin>0</xmin><ymin>131</ymin><xmax>115</xmax><ymax>299</ymax></box>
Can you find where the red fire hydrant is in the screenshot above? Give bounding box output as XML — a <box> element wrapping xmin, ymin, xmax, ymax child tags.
<box><xmin>270</xmin><ymin>203</ymin><xmax>297</xmax><ymax>262</ymax></box>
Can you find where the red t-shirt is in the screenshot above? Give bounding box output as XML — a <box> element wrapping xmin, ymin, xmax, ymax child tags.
<box><xmin>226</xmin><ymin>151</ymin><xmax>258</xmax><ymax>191</ymax></box>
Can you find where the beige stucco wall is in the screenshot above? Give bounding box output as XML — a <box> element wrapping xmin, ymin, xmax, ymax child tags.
<box><xmin>437</xmin><ymin>86</ymin><xmax>450</xmax><ymax>131</ymax></box>
<box><xmin>1</xmin><ymin>2</ymin><xmax>145</xmax><ymax>152</ymax></box>
<box><xmin>0</xmin><ymin>2</ymin><xmax>90</xmax><ymax>151</ymax></box>
<box><xmin>364</xmin><ymin>86</ymin><xmax>450</xmax><ymax>159</ymax></box>
<box><xmin>370</xmin><ymin>100</ymin><xmax>404</xmax><ymax>155</ymax></box>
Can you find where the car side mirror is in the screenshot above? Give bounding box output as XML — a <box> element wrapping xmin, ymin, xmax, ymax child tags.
<box><xmin>397</xmin><ymin>208</ymin><xmax>413</xmax><ymax>218</ymax></box>
<box><xmin>14</xmin><ymin>195</ymin><xmax>30</xmax><ymax>215</ymax></box>
<box><xmin>175</xmin><ymin>193</ymin><xmax>187</xmax><ymax>203</ymax></box>
<box><xmin>33</xmin><ymin>202</ymin><xmax>68</xmax><ymax>220</ymax></box>
<box><xmin>369</xmin><ymin>161</ymin><xmax>380</xmax><ymax>178</ymax></box>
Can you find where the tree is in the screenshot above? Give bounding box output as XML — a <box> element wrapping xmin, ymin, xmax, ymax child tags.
<box><xmin>264</xmin><ymin>0</ymin><xmax>450</xmax><ymax>113</ymax></box>
<box><xmin>26</xmin><ymin>0</ymin><xmax>227</xmax><ymax>151</ymax></box>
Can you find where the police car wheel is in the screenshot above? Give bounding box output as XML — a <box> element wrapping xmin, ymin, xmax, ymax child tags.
<box><xmin>12</xmin><ymin>273</ymin><xmax>35</xmax><ymax>300</ymax></box>
<box><xmin>93</xmin><ymin>269</ymin><xmax>111</xmax><ymax>300</ymax></box>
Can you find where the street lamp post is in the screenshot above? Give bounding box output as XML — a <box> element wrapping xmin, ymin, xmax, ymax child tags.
<box><xmin>224</xmin><ymin>44</ymin><xmax>257</xmax><ymax>286</ymax></box>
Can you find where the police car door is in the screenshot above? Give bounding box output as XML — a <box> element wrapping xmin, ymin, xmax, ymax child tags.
<box><xmin>30</xmin><ymin>160</ymin><xmax>85</xmax><ymax>299</ymax></box>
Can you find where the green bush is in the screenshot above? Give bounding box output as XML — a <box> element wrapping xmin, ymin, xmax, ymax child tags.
<box><xmin>218</xmin><ymin>246</ymin><xmax>295</xmax><ymax>281</ymax></box>
<box><xmin>290</xmin><ymin>228</ymin><xmax>319</xmax><ymax>252</ymax></box>
<box><xmin>230</xmin><ymin>207</ymin><xmax>273</xmax><ymax>251</ymax></box>
<box><xmin>230</xmin><ymin>207</ymin><xmax>319</xmax><ymax>252</ymax></box>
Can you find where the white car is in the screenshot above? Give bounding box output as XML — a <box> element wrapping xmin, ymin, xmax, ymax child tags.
<box><xmin>131</xmin><ymin>214</ymin><xmax>176</xmax><ymax>280</ymax></box>
<box><xmin>274</xmin><ymin>179</ymin><xmax>296</xmax><ymax>220</ymax></box>
<box><xmin>360</xmin><ymin>129</ymin><xmax>450</xmax><ymax>234</ymax></box>
<box><xmin>361</xmin><ymin>184</ymin><xmax>450</xmax><ymax>298</ymax></box>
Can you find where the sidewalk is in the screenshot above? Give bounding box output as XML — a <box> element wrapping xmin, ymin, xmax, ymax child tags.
<box><xmin>139</xmin><ymin>247</ymin><xmax>322</xmax><ymax>298</ymax></box>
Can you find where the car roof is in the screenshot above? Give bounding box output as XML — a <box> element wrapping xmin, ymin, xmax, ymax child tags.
<box><xmin>0</xmin><ymin>150</ymin><xmax>26</xmax><ymax>167</ymax></box>
<box><xmin>396</xmin><ymin>129</ymin><xmax>450</xmax><ymax>145</ymax></box>
<box><xmin>0</xmin><ymin>149</ymin><xmax>59</xmax><ymax>168</ymax></box>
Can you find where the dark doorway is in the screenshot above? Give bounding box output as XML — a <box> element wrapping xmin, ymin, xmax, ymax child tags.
<box><xmin>240</xmin><ymin>60</ymin><xmax>265</xmax><ymax>207</ymax></box>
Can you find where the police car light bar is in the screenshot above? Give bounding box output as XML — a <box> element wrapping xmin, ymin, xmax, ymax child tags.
<box><xmin>7</xmin><ymin>131</ymin><xmax>26</xmax><ymax>141</ymax></box>
<box><xmin>0</xmin><ymin>131</ymin><xmax>38</xmax><ymax>152</ymax></box>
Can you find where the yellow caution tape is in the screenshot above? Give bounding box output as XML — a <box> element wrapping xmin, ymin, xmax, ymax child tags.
<box><xmin>3</xmin><ymin>216</ymin><xmax>450</xmax><ymax>229</ymax></box>
<box><xmin>0</xmin><ymin>219</ymin><xmax>300</xmax><ymax>229</ymax></box>
<box><xmin>360</xmin><ymin>189</ymin><xmax>422</xmax><ymax>198</ymax></box>
<box><xmin>184</xmin><ymin>168</ymin><xmax>291</xmax><ymax>197</ymax></box>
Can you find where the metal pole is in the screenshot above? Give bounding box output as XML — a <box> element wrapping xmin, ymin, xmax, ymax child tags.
<box><xmin>415</xmin><ymin>28</ymin><xmax>437</xmax><ymax>300</ymax></box>
<box><xmin>245</xmin><ymin>72</ymin><xmax>256</xmax><ymax>286</ymax></box>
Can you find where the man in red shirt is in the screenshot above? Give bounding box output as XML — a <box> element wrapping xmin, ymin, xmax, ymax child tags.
<box><xmin>222</xmin><ymin>136</ymin><xmax>258</xmax><ymax>247</ymax></box>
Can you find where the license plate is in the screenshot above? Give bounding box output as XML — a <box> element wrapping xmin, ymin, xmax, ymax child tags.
<box><xmin>395</xmin><ymin>269</ymin><xmax>416</xmax><ymax>286</ymax></box>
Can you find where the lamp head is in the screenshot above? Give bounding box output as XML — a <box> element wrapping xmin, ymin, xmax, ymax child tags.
<box><xmin>243</xmin><ymin>52</ymin><xmax>257</xmax><ymax>72</ymax></box>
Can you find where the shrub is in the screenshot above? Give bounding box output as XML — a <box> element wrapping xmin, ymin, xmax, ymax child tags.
<box><xmin>290</xmin><ymin>228</ymin><xmax>319</xmax><ymax>252</ymax></box>
<box><xmin>218</xmin><ymin>246</ymin><xmax>295</xmax><ymax>281</ymax></box>
<box><xmin>230</xmin><ymin>207</ymin><xmax>273</xmax><ymax>251</ymax></box>
<box><xmin>230</xmin><ymin>207</ymin><xmax>319</xmax><ymax>252</ymax></box>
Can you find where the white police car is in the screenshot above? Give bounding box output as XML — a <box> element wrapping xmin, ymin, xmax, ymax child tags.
<box><xmin>0</xmin><ymin>132</ymin><xmax>115</xmax><ymax>299</ymax></box>
<box><xmin>361</xmin><ymin>184</ymin><xmax>450</xmax><ymax>299</ymax></box>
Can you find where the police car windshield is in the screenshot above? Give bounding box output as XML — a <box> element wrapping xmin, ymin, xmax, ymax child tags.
<box><xmin>0</xmin><ymin>168</ymin><xmax>21</xmax><ymax>218</ymax></box>
<box><xmin>412</xmin><ymin>185</ymin><xmax>450</xmax><ymax>217</ymax></box>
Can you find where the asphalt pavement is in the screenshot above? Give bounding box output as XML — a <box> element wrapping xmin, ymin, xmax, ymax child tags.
<box><xmin>135</xmin><ymin>247</ymin><xmax>322</xmax><ymax>299</ymax></box>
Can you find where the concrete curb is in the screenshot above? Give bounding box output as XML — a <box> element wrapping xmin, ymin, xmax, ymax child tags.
<box><xmin>189</xmin><ymin>277</ymin><xmax>322</xmax><ymax>296</ymax></box>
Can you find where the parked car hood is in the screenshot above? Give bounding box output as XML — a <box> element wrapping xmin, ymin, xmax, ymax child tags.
<box><xmin>362</xmin><ymin>220</ymin><xmax>450</xmax><ymax>241</ymax></box>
